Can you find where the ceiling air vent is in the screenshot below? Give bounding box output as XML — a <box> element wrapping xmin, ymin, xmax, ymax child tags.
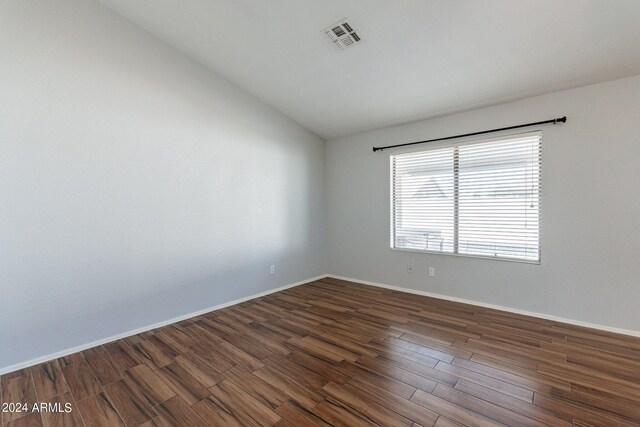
<box><xmin>324</xmin><ymin>19</ymin><xmax>362</xmax><ymax>51</ymax></box>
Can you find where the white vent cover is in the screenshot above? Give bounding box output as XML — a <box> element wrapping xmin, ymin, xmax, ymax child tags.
<box><xmin>323</xmin><ymin>19</ymin><xmax>362</xmax><ymax>50</ymax></box>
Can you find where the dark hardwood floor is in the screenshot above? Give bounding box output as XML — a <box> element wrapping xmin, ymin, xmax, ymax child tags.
<box><xmin>2</xmin><ymin>277</ymin><xmax>640</xmax><ymax>426</ymax></box>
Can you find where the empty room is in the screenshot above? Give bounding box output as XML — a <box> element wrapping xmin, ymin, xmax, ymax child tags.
<box><xmin>2</xmin><ymin>0</ymin><xmax>640</xmax><ymax>426</ymax></box>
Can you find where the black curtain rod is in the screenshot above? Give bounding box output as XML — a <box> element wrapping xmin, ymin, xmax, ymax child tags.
<box><xmin>372</xmin><ymin>116</ymin><xmax>566</xmax><ymax>152</ymax></box>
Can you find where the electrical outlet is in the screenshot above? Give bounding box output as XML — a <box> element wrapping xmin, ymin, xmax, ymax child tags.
<box><xmin>406</xmin><ymin>264</ymin><xmax>414</xmax><ymax>274</ymax></box>
<box><xmin>270</xmin><ymin>265</ymin><xmax>275</xmax><ymax>274</ymax></box>
<box><xmin>428</xmin><ymin>267</ymin><xmax>435</xmax><ymax>277</ymax></box>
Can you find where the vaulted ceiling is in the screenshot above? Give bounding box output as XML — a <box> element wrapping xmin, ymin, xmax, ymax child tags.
<box><xmin>97</xmin><ymin>0</ymin><xmax>640</xmax><ymax>139</ymax></box>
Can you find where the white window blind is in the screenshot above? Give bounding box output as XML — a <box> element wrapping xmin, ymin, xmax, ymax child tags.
<box><xmin>391</xmin><ymin>132</ymin><xmax>541</xmax><ymax>263</ymax></box>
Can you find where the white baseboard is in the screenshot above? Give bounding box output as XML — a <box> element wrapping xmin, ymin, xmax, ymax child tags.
<box><xmin>0</xmin><ymin>274</ymin><xmax>328</xmax><ymax>376</ymax></box>
<box><xmin>327</xmin><ymin>274</ymin><xmax>640</xmax><ymax>338</ymax></box>
<box><xmin>5</xmin><ymin>272</ymin><xmax>638</xmax><ymax>375</ymax></box>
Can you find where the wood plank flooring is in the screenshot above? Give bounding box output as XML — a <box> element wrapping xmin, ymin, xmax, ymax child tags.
<box><xmin>2</xmin><ymin>277</ymin><xmax>640</xmax><ymax>426</ymax></box>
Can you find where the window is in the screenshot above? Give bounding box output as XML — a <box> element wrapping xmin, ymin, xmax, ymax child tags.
<box><xmin>391</xmin><ymin>132</ymin><xmax>541</xmax><ymax>263</ymax></box>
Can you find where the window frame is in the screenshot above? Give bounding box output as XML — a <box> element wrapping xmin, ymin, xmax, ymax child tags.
<box><xmin>389</xmin><ymin>131</ymin><xmax>542</xmax><ymax>264</ymax></box>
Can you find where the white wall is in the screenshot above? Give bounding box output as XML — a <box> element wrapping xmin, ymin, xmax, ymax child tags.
<box><xmin>327</xmin><ymin>75</ymin><xmax>640</xmax><ymax>333</ymax></box>
<box><xmin>0</xmin><ymin>0</ymin><xmax>325</xmax><ymax>371</ymax></box>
